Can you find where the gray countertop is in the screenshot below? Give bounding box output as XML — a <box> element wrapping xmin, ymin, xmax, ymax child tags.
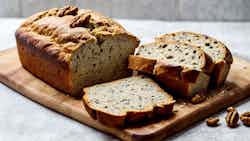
<box><xmin>0</xmin><ymin>18</ymin><xmax>250</xmax><ymax>141</ymax></box>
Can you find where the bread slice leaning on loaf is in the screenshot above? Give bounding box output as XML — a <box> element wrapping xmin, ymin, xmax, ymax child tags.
<box><xmin>156</xmin><ymin>32</ymin><xmax>233</xmax><ymax>87</ymax></box>
<box><xmin>128</xmin><ymin>41</ymin><xmax>212</xmax><ymax>98</ymax></box>
<box><xmin>15</xmin><ymin>6</ymin><xmax>139</xmax><ymax>97</ymax></box>
<box><xmin>82</xmin><ymin>75</ymin><xmax>175</xmax><ymax>127</ymax></box>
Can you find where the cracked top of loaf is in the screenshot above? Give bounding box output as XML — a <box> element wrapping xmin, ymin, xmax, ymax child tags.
<box><xmin>15</xmin><ymin>6</ymin><xmax>139</xmax><ymax>64</ymax></box>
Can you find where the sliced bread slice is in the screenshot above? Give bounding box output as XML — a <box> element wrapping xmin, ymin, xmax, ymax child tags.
<box><xmin>155</xmin><ymin>32</ymin><xmax>233</xmax><ymax>87</ymax></box>
<box><xmin>128</xmin><ymin>41</ymin><xmax>211</xmax><ymax>98</ymax></box>
<box><xmin>82</xmin><ymin>75</ymin><xmax>175</xmax><ymax>127</ymax></box>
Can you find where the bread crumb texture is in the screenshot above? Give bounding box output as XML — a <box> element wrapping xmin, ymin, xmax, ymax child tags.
<box><xmin>136</xmin><ymin>42</ymin><xmax>205</xmax><ymax>71</ymax></box>
<box><xmin>84</xmin><ymin>75</ymin><xmax>175</xmax><ymax>116</ymax></box>
<box><xmin>156</xmin><ymin>32</ymin><xmax>232</xmax><ymax>64</ymax></box>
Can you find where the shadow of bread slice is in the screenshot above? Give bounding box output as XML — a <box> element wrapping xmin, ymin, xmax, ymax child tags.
<box><xmin>82</xmin><ymin>75</ymin><xmax>175</xmax><ymax>127</ymax></box>
<box><xmin>128</xmin><ymin>42</ymin><xmax>211</xmax><ymax>98</ymax></box>
<box><xmin>155</xmin><ymin>32</ymin><xmax>233</xmax><ymax>87</ymax></box>
<box><xmin>15</xmin><ymin>6</ymin><xmax>139</xmax><ymax>97</ymax></box>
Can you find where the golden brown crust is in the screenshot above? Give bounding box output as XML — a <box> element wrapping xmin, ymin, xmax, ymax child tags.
<box><xmin>16</xmin><ymin>30</ymin><xmax>73</xmax><ymax>95</ymax></box>
<box><xmin>17</xmin><ymin>5</ymin><xmax>137</xmax><ymax>55</ymax></box>
<box><xmin>203</xmin><ymin>53</ymin><xmax>215</xmax><ymax>74</ymax></box>
<box><xmin>82</xmin><ymin>77</ymin><xmax>175</xmax><ymax>127</ymax></box>
<box><xmin>211</xmin><ymin>61</ymin><xmax>231</xmax><ymax>87</ymax></box>
<box><xmin>83</xmin><ymin>97</ymin><xmax>126</xmax><ymax>127</ymax></box>
<box><xmin>155</xmin><ymin>76</ymin><xmax>190</xmax><ymax>97</ymax></box>
<box><xmin>128</xmin><ymin>55</ymin><xmax>156</xmax><ymax>74</ymax></box>
<box><xmin>180</xmin><ymin>69</ymin><xmax>200</xmax><ymax>83</ymax></box>
<box><xmin>15</xmin><ymin>29</ymin><xmax>72</xmax><ymax>68</ymax></box>
<box><xmin>153</xmin><ymin>61</ymin><xmax>183</xmax><ymax>81</ymax></box>
<box><xmin>83</xmin><ymin>98</ymin><xmax>174</xmax><ymax>127</ymax></box>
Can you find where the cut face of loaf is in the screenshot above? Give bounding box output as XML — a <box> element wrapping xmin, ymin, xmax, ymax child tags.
<box><xmin>128</xmin><ymin>42</ymin><xmax>211</xmax><ymax>98</ymax></box>
<box><xmin>15</xmin><ymin>6</ymin><xmax>139</xmax><ymax>97</ymax></box>
<box><xmin>71</xmin><ymin>34</ymin><xmax>137</xmax><ymax>95</ymax></box>
<box><xmin>83</xmin><ymin>75</ymin><xmax>175</xmax><ymax>127</ymax></box>
<box><xmin>135</xmin><ymin>42</ymin><xmax>206</xmax><ymax>71</ymax></box>
<box><xmin>156</xmin><ymin>32</ymin><xmax>233</xmax><ymax>87</ymax></box>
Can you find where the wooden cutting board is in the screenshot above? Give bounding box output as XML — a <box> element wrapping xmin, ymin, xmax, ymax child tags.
<box><xmin>1</xmin><ymin>48</ymin><xmax>250</xmax><ymax>141</ymax></box>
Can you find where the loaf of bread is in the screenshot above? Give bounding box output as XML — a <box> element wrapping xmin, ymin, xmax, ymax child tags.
<box><xmin>83</xmin><ymin>75</ymin><xmax>175</xmax><ymax>127</ymax></box>
<box><xmin>128</xmin><ymin>41</ymin><xmax>211</xmax><ymax>98</ymax></box>
<box><xmin>15</xmin><ymin>6</ymin><xmax>139</xmax><ymax>97</ymax></box>
<box><xmin>156</xmin><ymin>32</ymin><xmax>233</xmax><ymax>87</ymax></box>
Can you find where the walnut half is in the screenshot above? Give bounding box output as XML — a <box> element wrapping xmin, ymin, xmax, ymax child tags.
<box><xmin>70</xmin><ymin>14</ymin><xmax>91</xmax><ymax>28</ymax></box>
<box><xmin>58</xmin><ymin>5</ymin><xmax>78</xmax><ymax>17</ymax></box>
<box><xmin>190</xmin><ymin>93</ymin><xmax>206</xmax><ymax>104</ymax></box>
<box><xmin>206</xmin><ymin>117</ymin><xmax>220</xmax><ymax>127</ymax></box>
<box><xmin>240</xmin><ymin>112</ymin><xmax>250</xmax><ymax>127</ymax></box>
<box><xmin>225</xmin><ymin>107</ymin><xmax>239</xmax><ymax>128</ymax></box>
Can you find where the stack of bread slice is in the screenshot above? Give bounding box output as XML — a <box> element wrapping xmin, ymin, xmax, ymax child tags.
<box><xmin>83</xmin><ymin>32</ymin><xmax>233</xmax><ymax>126</ymax></box>
<box><xmin>129</xmin><ymin>41</ymin><xmax>211</xmax><ymax>98</ymax></box>
<box><xmin>128</xmin><ymin>31</ymin><xmax>233</xmax><ymax>98</ymax></box>
<box><xmin>83</xmin><ymin>32</ymin><xmax>232</xmax><ymax>127</ymax></box>
<box><xmin>155</xmin><ymin>32</ymin><xmax>233</xmax><ymax>87</ymax></box>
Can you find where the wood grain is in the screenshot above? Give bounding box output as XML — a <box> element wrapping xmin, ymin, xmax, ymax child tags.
<box><xmin>0</xmin><ymin>48</ymin><xmax>250</xmax><ymax>141</ymax></box>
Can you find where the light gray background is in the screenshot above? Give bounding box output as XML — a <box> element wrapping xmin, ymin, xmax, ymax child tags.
<box><xmin>0</xmin><ymin>18</ymin><xmax>250</xmax><ymax>141</ymax></box>
<box><xmin>1</xmin><ymin>0</ymin><xmax>250</xmax><ymax>21</ymax></box>
<box><xmin>1</xmin><ymin>0</ymin><xmax>250</xmax><ymax>141</ymax></box>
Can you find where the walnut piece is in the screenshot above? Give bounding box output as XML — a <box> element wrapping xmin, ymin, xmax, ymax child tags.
<box><xmin>240</xmin><ymin>112</ymin><xmax>250</xmax><ymax>127</ymax></box>
<box><xmin>70</xmin><ymin>14</ymin><xmax>91</xmax><ymax>28</ymax></box>
<box><xmin>58</xmin><ymin>5</ymin><xmax>78</xmax><ymax>17</ymax></box>
<box><xmin>225</xmin><ymin>107</ymin><xmax>239</xmax><ymax>128</ymax></box>
<box><xmin>190</xmin><ymin>93</ymin><xmax>206</xmax><ymax>104</ymax></box>
<box><xmin>206</xmin><ymin>117</ymin><xmax>220</xmax><ymax>127</ymax></box>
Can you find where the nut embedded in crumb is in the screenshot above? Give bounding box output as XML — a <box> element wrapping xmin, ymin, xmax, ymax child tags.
<box><xmin>206</xmin><ymin>117</ymin><xmax>220</xmax><ymax>127</ymax></box>
<box><xmin>190</xmin><ymin>93</ymin><xmax>207</xmax><ymax>104</ymax></box>
<box><xmin>225</xmin><ymin>107</ymin><xmax>239</xmax><ymax>128</ymax></box>
<box><xmin>58</xmin><ymin>6</ymin><xmax>78</xmax><ymax>17</ymax></box>
<box><xmin>240</xmin><ymin>112</ymin><xmax>250</xmax><ymax>127</ymax></box>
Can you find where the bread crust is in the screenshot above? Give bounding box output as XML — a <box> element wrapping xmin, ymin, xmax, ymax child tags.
<box><xmin>83</xmin><ymin>95</ymin><xmax>175</xmax><ymax>127</ymax></box>
<box><xmin>154</xmin><ymin>60</ymin><xmax>183</xmax><ymax>81</ymax></box>
<box><xmin>16</xmin><ymin>29</ymin><xmax>73</xmax><ymax>95</ymax></box>
<box><xmin>128</xmin><ymin>55</ymin><xmax>156</xmax><ymax>74</ymax></box>
<box><xmin>156</xmin><ymin>77</ymin><xmax>190</xmax><ymax>98</ymax></box>
<box><xmin>83</xmin><ymin>100</ymin><xmax>126</xmax><ymax>127</ymax></box>
<box><xmin>82</xmin><ymin>76</ymin><xmax>175</xmax><ymax>127</ymax></box>
<box><xmin>155</xmin><ymin>31</ymin><xmax>233</xmax><ymax>87</ymax></box>
<box><xmin>212</xmin><ymin>42</ymin><xmax>233</xmax><ymax>87</ymax></box>
<box><xmin>211</xmin><ymin>61</ymin><xmax>231</xmax><ymax>87</ymax></box>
